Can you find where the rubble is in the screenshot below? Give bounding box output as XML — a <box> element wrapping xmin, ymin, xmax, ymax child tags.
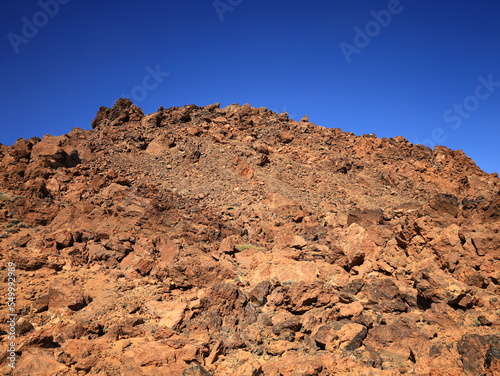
<box><xmin>1</xmin><ymin>98</ymin><xmax>499</xmax><ymax>375</ymax></box>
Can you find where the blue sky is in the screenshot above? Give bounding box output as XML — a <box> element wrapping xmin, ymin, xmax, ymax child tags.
<box><xmin>1</xmin><ymin>0</ymin><xmax>499</xmax><ymax>173</ymax></box>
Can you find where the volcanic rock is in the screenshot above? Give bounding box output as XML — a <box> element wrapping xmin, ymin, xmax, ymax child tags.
<box><xmin>1</xmin><ymin>98</ymin><xmax>499</xmax><ymax>375</ymax></box>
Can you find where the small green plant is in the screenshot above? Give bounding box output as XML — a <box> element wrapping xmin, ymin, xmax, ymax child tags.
<box><xmin>234</xmin><ymin>244</ymin><xmax>264</xmax><ymax>252</ymax></box>
<box><xmin>0</xmin><ymin>192</ymin><xmax>13</xmax><ymax>202</ymax></box>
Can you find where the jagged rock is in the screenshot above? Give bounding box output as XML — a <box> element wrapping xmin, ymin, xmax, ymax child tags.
<box><xmin>183</xmin><ymin>362</ymin><xmax>212</xmax><ymax>376</ymax></box>
<box><xmin>338</xmin><ymin>301</ymin><xmax>364</xmax><ymax>318</ymax></box>
<box><xmin>278</xmin><ymin>130</ymin><xmax>294</xmax><ymax>144</ymax></box>
<box><xmin>91</xmin><ymin>97</ymin><xmax>144</xmax><ymax>128</ymax></box>
<box><xmin>358</xmin><ymin>278</ymin><xmax>408</xmax><ymax>312</ymax></box>
<box><xmin>312</xmin><ymin>322</ymin><xmax>367</xmax><ymax>352</ymax></box>
<box><xmin>415</xmin><ymin>267</ymin><xmax>472</xmax><ymax>307</ymax></box>
<box><xmin>11</xmin><ymin>348</ymin><xmax>69</xmax><ymax>376</ymax></box>
<box><xmin>272</xmin><ymin>317</ymin><xmax>302</xmax><ymax>335</ymax></box>
<box><xmin>457</xmin><ymin>334</ymin><xmax>500</xmax><ymax>375</ymax></box>
<box><xmin>249</xmin><ymin>280</ymin><xmax>273</xmax><ymax>306</ymax></box>
<box><xmin>0</xmin><ymin>101</ymin><xmax>499</xmax><ymax>375</ymax></box>
<box><xmin>338</xmin><ymin>323</ymin><xmax>368</xmax><ymax>351</ymax></box>
<box><xmin>48</xmin><ymin>278</ymin><xmax>91</xmax><ymax>311</ymax></box>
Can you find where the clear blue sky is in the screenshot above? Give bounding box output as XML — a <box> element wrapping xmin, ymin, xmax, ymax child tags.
<box><xmin>1</xmin><ymin>0</ymin><xmax>499</xmax><ymax>173</ymax></box>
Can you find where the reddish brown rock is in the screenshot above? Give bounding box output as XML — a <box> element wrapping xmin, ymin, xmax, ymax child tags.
<box><xmin>0</xmin><ymin>100</ymin><xmax>499</xmax><ymax>375</ymax></box>
<box><xmin>48</xmin><ymin>278</ymin><xmax>90</xmax><ymax>311</ymax></box>
<box><xmin>91</xmin><ymin>97</ymin><xmax>144</xmax><ymax>128</ymax></box>
<box><xmin>12</xmin><ymin>348</ymin><xmax>69</xmax><ymax>376</ymax></box>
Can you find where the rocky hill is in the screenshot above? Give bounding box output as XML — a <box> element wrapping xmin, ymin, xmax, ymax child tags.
<box><xmin>1</xmin><ymin>98</ymin><xmax>499</xmax><ymax>375</ymax></box>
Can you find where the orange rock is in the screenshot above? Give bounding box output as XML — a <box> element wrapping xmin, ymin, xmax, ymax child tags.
<box><xmin>1</xmin><ymin>101</ymin><xmax>499</xmax><ymax>375</ymax></box>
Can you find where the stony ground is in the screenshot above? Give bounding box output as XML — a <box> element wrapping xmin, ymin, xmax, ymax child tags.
<box><xmin>0</xmin><ymin>98</ymin><xmax>499</xmax><ymax>375</ymax></box>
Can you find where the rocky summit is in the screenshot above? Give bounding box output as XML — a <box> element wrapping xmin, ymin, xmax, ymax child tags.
<box><xmin>1</xmin><ymin>98</ymin><xmax>500</xmax><ymax>376</ymax></box>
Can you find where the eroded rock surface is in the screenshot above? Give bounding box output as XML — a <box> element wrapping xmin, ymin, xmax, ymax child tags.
<box><xmin>1</xmin><ymin>99</ymin><xmax>499</xmax><ymax>375</ymax></box>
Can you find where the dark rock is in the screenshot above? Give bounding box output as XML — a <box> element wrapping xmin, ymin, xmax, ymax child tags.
<box><xmin>183</xmin><ymin>362</ymin><xmax>212</xmax><ymax>376</ymax></box>
<box><xmin>91</xmin><ymin>98</ymin><xmax>144</xmax><ymax>128</ymax></box>
<box><xmin>249</xmin><ymin>281</ymin><xmax>272</xmax><ymax>306</ymax></box>
<box><xmin>272</xmin><ymin>317</ymin><xmax>302</xmax><ymax>335</ymax></box>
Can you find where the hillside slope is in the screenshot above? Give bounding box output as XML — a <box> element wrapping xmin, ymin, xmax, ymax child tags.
<box><xmin>1</xmin><ymin>99</ymin><xmax>499</xmax><ymax>375</ymax></box>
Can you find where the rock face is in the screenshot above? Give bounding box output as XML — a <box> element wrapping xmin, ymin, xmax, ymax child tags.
<box><xmin>1</xmin><ymin>98</ymin><xmax>499</xmax><ymax>375</ymax></box>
